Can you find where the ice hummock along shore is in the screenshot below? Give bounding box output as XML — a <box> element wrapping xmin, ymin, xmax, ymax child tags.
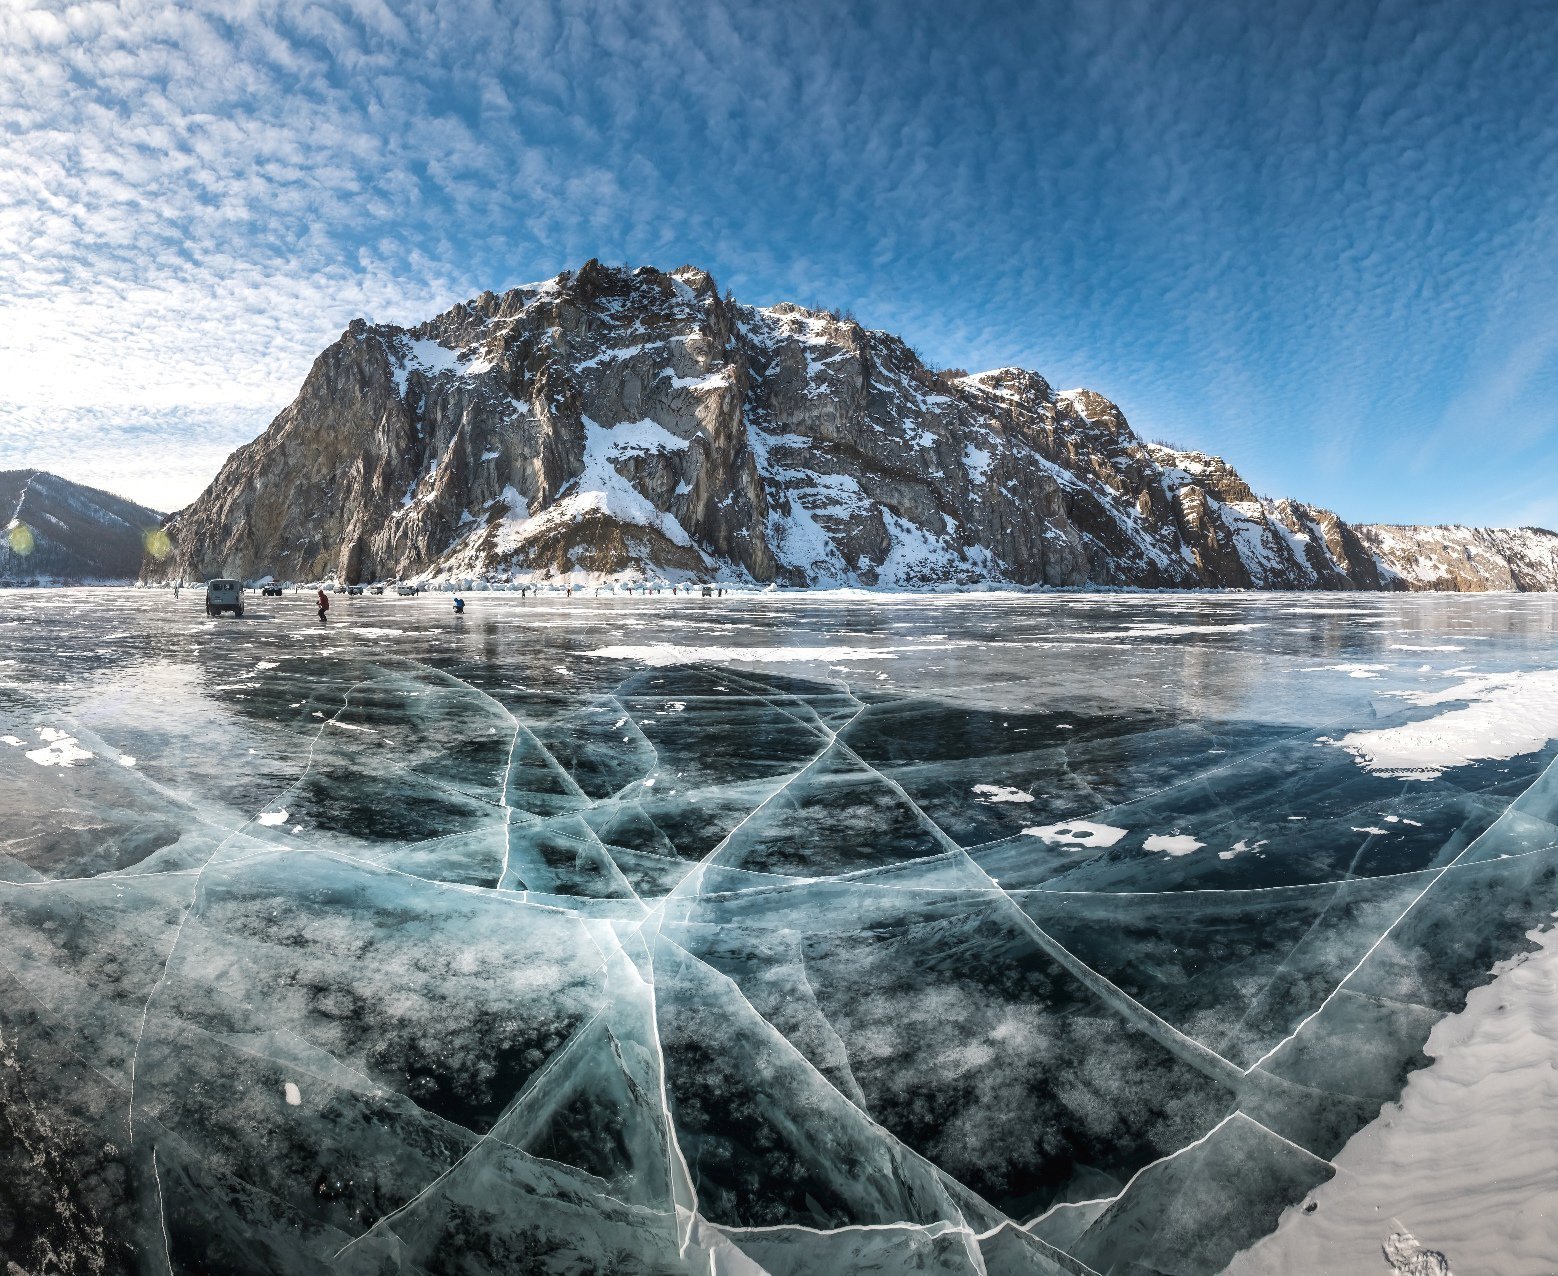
<box><xmin>1</xmin><ymin>585</ymin><xmax>1555</xmax><ymax>1274</ymax></box>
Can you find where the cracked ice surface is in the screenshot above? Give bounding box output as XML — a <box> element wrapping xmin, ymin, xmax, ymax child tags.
<box><xmin>3</xmin><ymin>588</ymin><xmax>1558</xmax><ymax>1275</ymax></box>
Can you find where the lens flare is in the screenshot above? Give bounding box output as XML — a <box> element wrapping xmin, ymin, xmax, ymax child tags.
<box><xmin>143</xmin><ymin>527</ymin><xmax>173</xmax><ymax>560</ymax></box>
<box><xmin>6</xmin><ymin>522</ymin><xmax>35</xmax><ymax>556</ymax></box>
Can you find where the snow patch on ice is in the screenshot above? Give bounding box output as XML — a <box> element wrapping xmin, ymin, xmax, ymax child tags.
<box><xmin>1070</xmin><ymin>622</ymin><xmax>1269</xmax><ymax>639</ymax></box>
<box><xmin>257</xmin><ymin>810</ymin><xmax>290</xmax><ymax>826</ymax></box>
<box><xmin>1337</xmin><ymin>669</ymin><xmax>1558</xmax><ymax>779</ymax></box>
<box><xmin>1021</xmin><ymin>820</ymin><xmax>1127</xmax><ymax>848</ymax></box>
<box><xmin>1144</xmin><ymin>832</ymin><xmax>1204</xmax><ymax>856</ymax></box>
<box><xmin>972</xmin><ymin>784</ymin><xmax>1035</xmax><ymax>804</ymax></box>
<box><xmin>1219</xmin><ymin>839</ymin><xmax>1265</xmax><ymax>860</ymax></box>
<box><xmin>25</xmin><ymin>727</ymin><xmax>93</xmax><ymax>767</ymax></box>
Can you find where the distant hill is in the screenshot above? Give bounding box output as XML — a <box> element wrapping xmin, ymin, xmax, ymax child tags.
<box><xmin>0</xmin><ymin>470</ymin><xmax>165</xmax><ymax>583</ymax></box>
<box><xmin>1354</xmin><ymin>523</ymin><xmax>1558</xmax><ymax>592</ymax></box>
<box><xmin>137</xmin><ymin>259</ymin><xmax>1557</xmax><ymax>591</ymax></box>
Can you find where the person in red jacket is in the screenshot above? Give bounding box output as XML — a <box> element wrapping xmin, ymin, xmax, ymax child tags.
<box><xmin>317</xmin><ymin>588</ymin><xmax>330</xmax><ymax>623</ymax></box>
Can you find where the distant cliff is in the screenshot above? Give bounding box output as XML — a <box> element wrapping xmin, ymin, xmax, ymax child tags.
<box><xmin>1</xmin><ymin>470</ymin><xmax>164</xmax><ymax>583</ymax></box>
<box><xmin>1353</xmin><ymin>524</ymin><xmax>1558</xmax><ymax>592</ymax></box>
<box><xmin>143</xmin><ymin>260</ymin><xmax>1557</xmax><ymax>591</ymax></box>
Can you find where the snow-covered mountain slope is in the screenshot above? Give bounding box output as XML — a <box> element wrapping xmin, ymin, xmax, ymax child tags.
<box><xmin>0</xmin><ymin>470</ymin><xmax>165</xmax><ymax>583</ymax></box>
<box><xmin>144</xmin><ymin>260</ymin><xmax>1558</xmax><ymax>591</ymax></box>
<box><xmin>1144</xmin><ymin>444</ymin><xmax>1396</xmax><ymax>590</ymax></box>
<box><xmin>1354</xmin><ymin>524</ymin><xmax>1558</xmax><ymax>592</ymax></box>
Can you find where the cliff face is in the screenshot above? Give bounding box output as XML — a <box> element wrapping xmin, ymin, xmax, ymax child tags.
<box><xmin>1</xmin><ymin>470</ymin><xmax>164</xmax><ymax>583</ymax></box>
<box><xmin>1144</xmin><ymin>445</ymin><xmax>1397</xmax><ymax>591</ymax></box>
<box><xmin>1354</xmin><ymin>524</ymin><xmax>1558</xmax><ymax>592</ymax></box>
<box><xmin>144</xmin><ymin>261</ymin><xmax>1555</xmax><ymax>591</ymax></box>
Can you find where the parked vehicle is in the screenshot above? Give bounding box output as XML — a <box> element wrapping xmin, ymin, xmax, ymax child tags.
<box><xmin>261</xmin><ymin>585</ymin><xmax>283</xmax><ymax>597</ymax></box>
<box><xmin>205</xmin><ymin>579</ymin><xmax>244</xmax><ymax>617</ymax></box>
<box><xmin>346</xmin><ymin>585</ymin><xmax>364</xmax><ymax>596</ymax></box>
<box><xmin>396</xmin><ymin>585</ymin><xmax>420</xmax><ymax>596</ymax></box>
<box><xmin>369</xmin><ymin>586</ymin><xmax>385</xmax><ymax>595</ymax></box>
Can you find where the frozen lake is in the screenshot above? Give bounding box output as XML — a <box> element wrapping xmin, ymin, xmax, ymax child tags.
<box><xmin>3</xmin><ymin>587</ymin><xmax>1557</xmax><ymax>1274</ymax></box>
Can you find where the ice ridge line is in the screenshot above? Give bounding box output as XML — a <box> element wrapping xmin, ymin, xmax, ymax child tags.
<box><xmin>704</xmin><ymin>666</ymin><xmax>1253</xmax><ymax>1091</ymax></box>
<box><xmin>331</xmin><ymin>1003</ymin><xmax>613</xmax><ymax>1260</ymax></box>
<box><xmin>820</xmin><ymin>728</ymin><xmax>1252</xmax><ymax>1090</ymax></box>
<box><xmin>126</xmin><ymin>678</ymin><xmax>371</xmax><ymax>1147</ymax></box>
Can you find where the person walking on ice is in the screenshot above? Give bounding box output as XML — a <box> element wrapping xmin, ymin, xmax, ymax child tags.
<box><xmin>316</xmin><ymin>588</ymin><xmax>330</xmax><ymax>623</ymax></box>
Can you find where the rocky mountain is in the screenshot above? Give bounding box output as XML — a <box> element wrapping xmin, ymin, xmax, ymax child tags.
<box><xmin>144</xmin><ymin>260</ymin><xmax>1558</xmax><ymax>592</ymax></box>
<box><xmin>1353</xmin><ymin>524</ymin><xmax>1558</xmax><ymax>592</ymax></box>
<box><xmin>1</xmin><ymin>470</ymin><xmax>165</xmax><ymax>583</ymax></box>
<box><xmin>1143</xmin><ymin>444</ymin><xmax>1397</xmax><ymax>590</ymax></box>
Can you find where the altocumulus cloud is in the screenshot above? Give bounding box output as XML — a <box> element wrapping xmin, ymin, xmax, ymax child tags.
<box><xmin>1</xmin><ymin>0</ymin><xmax>1556</xmax><ymax>522</ymax></box>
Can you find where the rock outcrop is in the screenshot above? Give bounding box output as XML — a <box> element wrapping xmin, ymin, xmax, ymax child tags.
<box><xmin>1145</xmin><ymin>445</ymin><xmax>1398</xmax><ymax>590</ymax></box>
<box><xmin>142</xmin><ymin>260</ymin><xmax>1558</xmax><ymax>591</ymax></box>
<box><xmin>1354</xmin><ymin>524</ymin><xmax>1558</xmax><ymax>592</ymax></box>
<box><xmin>1</xmin><ymin>470</ymin><xmax>165</xmax><ymax>583</ymax></box>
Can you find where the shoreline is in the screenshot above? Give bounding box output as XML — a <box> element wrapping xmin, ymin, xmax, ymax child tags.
<box><xmin>1230</xmin><ymin>925</ymin><xmax>1558</xmax><ymax>1276</ymax></box>
<box><xmin>6</xmin><ymin>581</ymin><xmax>1557</xmax><ymax>600</ymax></box>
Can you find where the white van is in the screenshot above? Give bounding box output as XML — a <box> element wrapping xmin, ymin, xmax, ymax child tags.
<box><xmin>205</xmin><ymin>579</ymin><xmax>244</xmax><ymax>618</ymax></box>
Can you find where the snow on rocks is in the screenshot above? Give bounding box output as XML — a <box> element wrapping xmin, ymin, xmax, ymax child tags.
<box><xmin>390</xmin><ymin>335</ymin><xmax>493</xmax><ymax>398</ymax></box>
<box><xmin>145</xmin><ymin>260</ymin><xmax>1558</xmax><ymax>593</ymax></box>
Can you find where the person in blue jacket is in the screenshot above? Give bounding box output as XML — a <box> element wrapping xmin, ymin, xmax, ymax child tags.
<box><xmin>452</xmin><ymin>596</ymin><xmax>465</xmax><ymax>614</ymax></box>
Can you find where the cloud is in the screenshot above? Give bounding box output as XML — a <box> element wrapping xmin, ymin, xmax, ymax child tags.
<box><xmin>1</xmin><ymin>0</ymin><xmax>1555</xmax><ymax>524</ymax></box>
<box><xmin>0</xmin><ymin>403</ymin><xmax>270</xmax><ymax>513</ymax></box>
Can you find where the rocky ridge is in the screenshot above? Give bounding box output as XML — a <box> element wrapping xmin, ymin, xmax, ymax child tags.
<box><xmin>143</xmin><ymin>261</ymin><xmax>1558</xmax><ymax>592</ymax></box>
<box><xmin>1</xmin><ymin>470</ymin><xmax>165</xmax><ymax>583</ymax></box>
<box><xmin>1353</xmin><ymin>524</ymin><xmax>1558</xmax><ymax>592</ymax></box>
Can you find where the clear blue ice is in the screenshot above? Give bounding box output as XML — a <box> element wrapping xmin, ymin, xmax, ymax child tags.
<box><xmin>2</xmin><ymin>588</ymin><xmax>1556</xmax><ymax>1274</ymax></box>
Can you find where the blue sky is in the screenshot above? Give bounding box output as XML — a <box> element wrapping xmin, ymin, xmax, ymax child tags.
<box><xmin>2</xmin><ymin>0</ymin><xmax>1555</xmax><ymax>524</ymax></box>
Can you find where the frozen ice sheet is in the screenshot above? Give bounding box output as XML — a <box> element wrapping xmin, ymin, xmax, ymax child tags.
<box><xmin>2</xmin><ymin>586</ymin><xmax>1557</xmax><ymax>1273</ymax></box>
